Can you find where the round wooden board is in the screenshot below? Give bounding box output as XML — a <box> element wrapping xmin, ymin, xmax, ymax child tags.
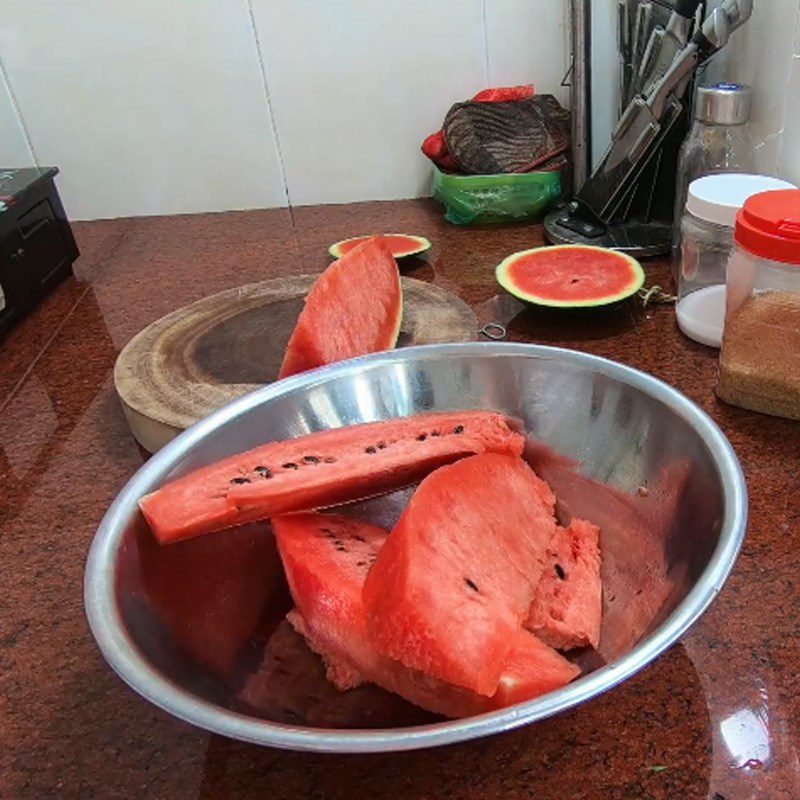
<box><xmin>114</xmin><ymin>276</ymin><xmax>478</xmax><ymax>452</ymax></box>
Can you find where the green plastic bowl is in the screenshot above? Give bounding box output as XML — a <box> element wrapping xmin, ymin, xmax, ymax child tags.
<box><xmin>432</xmin><ymin>165</ymin><xmax>562</xmax><ymax>226</ymax></box>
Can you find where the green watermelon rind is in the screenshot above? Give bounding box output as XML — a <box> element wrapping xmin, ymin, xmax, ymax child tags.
<box><xmin>495</xmin><ymin>245</ymin><xmax>645</xmax><ymax>309</ymax></box>
<box><xmin>329</xmin><ymin>234</ymin><xmax>432</xmax><ymax>260</ymax></box>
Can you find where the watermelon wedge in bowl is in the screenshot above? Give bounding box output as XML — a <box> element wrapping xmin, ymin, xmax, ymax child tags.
<box><xmin>85</xmin><ymin>343</ymin><xmax>746</xmax><ymax>752</ymax></box>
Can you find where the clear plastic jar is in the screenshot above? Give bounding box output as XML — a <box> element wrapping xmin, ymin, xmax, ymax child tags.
<box><xmin>676</xmin><ymin>175</ymin><xmax>795</xmax><ymax>347</ymax></box>
<box><xmin>717</xmin><ymin>189</ymin><xmax>800</xmax><ymax>420</ymax></box>
<box><xmin>671</xmin><ymin>83</ymin><xmax>756</xmax><ymax>275</ymax></box>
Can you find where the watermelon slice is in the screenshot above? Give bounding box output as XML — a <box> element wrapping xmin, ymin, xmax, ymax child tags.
<box><xmin>273</xmin><ymin>513</ymin><xmax>578</xmax><ymax>718</ymax></box>
<box><xmin>328</xmin><ymin>234</ymin><xmax>431</xmax><ymax>260</ymax></box>
<box><xmin>363</xmin><ymin>453</ymin><xmax>558</xmax><ymax>696</ymax></box>
<box><xmin>279</xmin><ymin>237</ymin><xmax>402</xmax><ymax>379</ymax></box>
<box><xmin>496</xmin><ymin>245</ymin><xmax>645</xmax><ymax>308</ymax></box>
<box><xmin>137</xmin><ymin>523</ymin><xmax>281</xmax><ymax>677</ymax></box>
<box><xmin>139</xmin><ymin>411</ymin><xmax>524</xmax><ymax>544</ymax></box>
<box><xmin>526</xmin><ymin>518</ymin><xmax>602</xmax><ymax>650</ymax></box>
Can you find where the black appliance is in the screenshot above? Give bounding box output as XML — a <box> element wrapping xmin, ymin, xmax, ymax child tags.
<box><xmin>0</xmin><ymin>167</ymin><xmax>79</xmax><ymax>339</ymax></box>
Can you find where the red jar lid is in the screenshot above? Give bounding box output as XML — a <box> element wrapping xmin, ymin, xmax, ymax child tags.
<box><xmin>735</xmin><ymin>189</ymin><xmax>800</xmax><ymax>265</ymax></box>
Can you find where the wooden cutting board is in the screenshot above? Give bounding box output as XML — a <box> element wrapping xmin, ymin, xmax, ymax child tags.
<box><xmin>114</xmin><ymin>275</ymin><xmax>477</xmax><ymax>452</ymax></box>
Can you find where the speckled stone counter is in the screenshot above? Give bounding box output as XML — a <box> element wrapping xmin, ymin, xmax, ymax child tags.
<box><xmin>1</xmin><ymin>200</ymin><xmax>798</xmax><ymax>800</ymax></box>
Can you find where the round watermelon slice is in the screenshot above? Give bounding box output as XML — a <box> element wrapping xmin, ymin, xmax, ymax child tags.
<box><xmin>496</xmin><ymin>244</ymin><xmax>645</xmax><ymax>308</ymax></box>
<box><xmin>328</xmin><ymin>234</ymin><xmax>431</xmax><ymax>260</ymax></box>
<box><xmin>280</xmin><ymin>237</ymin><xmax>402</xmax><ymax>379</ymax></box>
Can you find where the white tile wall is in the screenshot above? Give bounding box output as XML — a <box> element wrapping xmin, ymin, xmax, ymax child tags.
<box><xmin>2</xmin><ymin>1</ymin><xmax>800</xmax><ymax>220</ymax></box>
<box><xmin>484</xmin><ymin>0</ymin><xmax>569</xmax><ymax>106</ymax></box>
<box><xmin>0</xmin><ymin>0</ymin><xmax>571</xmax><ymax>219</ymax></box>
<box><xmin>778</xmin><ymin>55</ymin><xmax>800</xmax><ymax>183</ymax></box>
<box><xmin>249</xmin><ymin>0</ymin><xmax>488</xmax><ymax>206</ymax></box>
<box><xmin>0</xmin><ymin>59</ymin><xmax>33</xmax><ymax>167</ymax></box>
<box><xmin>706</xmin><ymin>0</ymin><xmax>800</xmax><ymax>183</ymax></box>
<box><xmin>0</xmin><ymin>0</ymin><xmax>287</xmax><ymax>219</ymax></box>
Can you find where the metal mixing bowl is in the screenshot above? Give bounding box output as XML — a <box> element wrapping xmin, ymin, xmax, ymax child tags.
<box><xmin>85</xmin><ymin>343</ymin><xmax>747</xmax><ymax>752</ymax></box>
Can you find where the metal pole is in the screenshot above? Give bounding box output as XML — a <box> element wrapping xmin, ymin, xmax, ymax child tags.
<box><xmin>570</xmin><ymin>0</ymin><xmax>593</xmax><ymax>191</ymax></box>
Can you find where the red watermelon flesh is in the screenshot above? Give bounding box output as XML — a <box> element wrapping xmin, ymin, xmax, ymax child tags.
<box><xmin>330</xmin><ymin>234</ymin><xmax>430</xmax><ymax>259</ymax></box>
<box><xmin>363</xmin><ymin>453</ymin><xmax>558</xmax><ymax>696</ymax></box>
<box><xmin>274</xmin><ymin>514</ymin><xmax>387</xmax><ymax>690</ymax></box>
<box><xmin>279</xmin><ymin>237</ymin><xmax>401</xmax><ymax>379</ymax></box>
<box><xmin>137</xmin><ymin>522</ymin><xmax>281</xmax><ymax>678</ymax></box>
<box><xmin>273</xmin><ymin>512</ymin><xmax>578</xmax><ymax>718</ymax></box>
<box><xmin>526</xmin><ymin>518</ymin><xmax>602</xmax><ymax>650</ymax></box>
<box><xmin>496</xmin><ymin>245</ymin><xmax>645</xmax><ymax>307</ymax></box>
<box><xmin>139</xmin><ymin>410</ymin><xmax>524</xmax><ymax>544</ymax></box>
<box><xmin>238</xmin><ymin>618</ymin><xmax>431</xmax><ymax>728</ymax></box>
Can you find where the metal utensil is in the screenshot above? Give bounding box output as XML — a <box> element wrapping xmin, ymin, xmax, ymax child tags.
<box><xmin>619</xmin><ymin>0</ymin><xmax>635</xmax><ymax>112</ymax></box>
<box><xmin>629</xmin><ymin>1</ymin><xmax>653</xmax><ymax>104</ymax></box>
<box><xmin>634</xmin><ymin>1</ymin><xmax>702</xmax><ymax>98</ymax></box>
<box><xmin>85</xmin><ymin>343</ymin><xmax>747</xmax><ymax>753</ymax></box>
<box><xmin>576</xmin><ymin>0</ymin><xmax>753</xmax><ymax>222</ymax></box>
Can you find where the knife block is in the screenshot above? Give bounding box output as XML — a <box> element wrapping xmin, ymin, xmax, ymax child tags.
<box><xmin>543</xmin><ymin>102</ymin><xmax>690</xmax><ymax>257</ymax></box>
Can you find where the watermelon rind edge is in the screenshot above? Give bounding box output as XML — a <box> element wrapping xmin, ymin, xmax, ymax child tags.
<box><xmin>329</xmin><ymin>234</ymin><xmax>432</xmax><ymax>260</ymax></box>
<box><xmin>495</xmin><ymin>245</ymin><xmax>646</xmax><ymax>308</ymax></box>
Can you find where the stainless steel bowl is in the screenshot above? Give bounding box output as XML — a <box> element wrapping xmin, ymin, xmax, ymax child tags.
<box><xmin>85</xmin><ymin>343</ymin><xmax>747</xmax><ymax>753</ymax></box>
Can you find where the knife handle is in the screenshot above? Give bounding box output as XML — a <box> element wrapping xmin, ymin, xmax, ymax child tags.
<box><xmin>673</xmin><ymin>0</ymin><xmax>702</xmax><ymax>19</ymax></box>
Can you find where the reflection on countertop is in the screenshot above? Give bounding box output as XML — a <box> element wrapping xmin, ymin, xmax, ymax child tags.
<box><xmin>1</xmin><ymin>199</ymin><xmax>799</xmax><ymax>800</ymax></box>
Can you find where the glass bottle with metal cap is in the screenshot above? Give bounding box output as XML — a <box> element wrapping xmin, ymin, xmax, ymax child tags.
<box><xmin>672</xmin><ymin>82</ymin><xmax>756</xmax><ymax>270</ymax></box>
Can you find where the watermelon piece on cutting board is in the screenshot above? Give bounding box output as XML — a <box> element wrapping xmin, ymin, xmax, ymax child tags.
<box><xmin>279</xmin><ymin>237</ymin><xmax>402</xmax><ymax>379</ymax></box>
<box><xmin>527</xmin><ymin>517</ymin><xmax>602</xmax><ymax>650</ymax></box>
<box><xmin>363</xmin><ymin>453</ymin><xmax>559</xmax><ymax>696</ymax></box>
<box><xmin>139</xmin><ymin>411</ymin><xmax>524</xmax><ymax>544</ymax></box>
<box><xmin>273</xmin><ymin>512</ymin><xmax>579</xmax><ymax>718</ymax></box>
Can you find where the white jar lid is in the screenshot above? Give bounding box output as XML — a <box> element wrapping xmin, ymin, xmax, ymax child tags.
<box><xmin>686</xmin><ymin>174</ymin><xmax>797</xmax><ymax>227</ymax></box>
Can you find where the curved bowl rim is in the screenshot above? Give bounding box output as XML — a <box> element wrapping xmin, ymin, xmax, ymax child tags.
<box><xmin>84</xmin><ymin>342</ymin><xmax>748</xmax><ymax>753</ymax></box>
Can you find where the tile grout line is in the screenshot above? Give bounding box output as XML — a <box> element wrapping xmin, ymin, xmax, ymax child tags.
<box><xmin>0</xmin><ymin>48</ymin><xmax>39</xmax><ymax>164</ymax></box>
<box><xmin>768</xmin><ymin>4</ymin><xmax>800</xmax><ymax>175</ymax></box>
<box><xmin>245</xmin><ymin>0</ymin><xmax>294</xmax><ymax>213</ymax></box>
<box><xmin>482</xmin><ymin>0</ymin><xmax>491</xmax><ymax>86</ymax></box>
<box><xmin>0</xmin><ymin>284</ymin><xmax>92</xmax><ymax>416</ymax></box>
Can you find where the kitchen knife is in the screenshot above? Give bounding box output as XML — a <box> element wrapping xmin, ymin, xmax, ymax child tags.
<box><xmin>635</xmin><ymin>0</ymin><xmax>703</xmax><ymax>98</ymax></box>
<box><xmin>630</xmin><ymin>2</ymin><xmax>653</xmax><ymax>105</ymax></box>
<box><xmin>619</xmin><ymin>1</ymin><xmax>633</xmax><ymax>111</ymax></box>
<box><xmin>576</xmin><ymin>0</ymin><xmax>753</xmax><ymax>220</ymax></box>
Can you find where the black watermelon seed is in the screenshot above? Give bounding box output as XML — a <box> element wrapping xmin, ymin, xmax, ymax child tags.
<box><xmin>555</xmin><ymin>563</ymin><xmax>566</xmax><ymax>580</ymax></box>
<box><xmin>335</xmin><ymin>545</ymin><xmax>347</xmax><ymax>552</ymax></box>
<box><xmin>356</xmin><ymin>560</ymin><xmax>366</xmax><ymax>567</ymax></box>
<box><xmin>324</xmin><ymin>457</ymin><xmax>336</xmax><ymax>463</ymax></box>
<box><xmin>282</xmin><ymin>462</ymin><xmax>299</xmax><ymax>470</ymax></box>
<box><xmin>230</xmin><ymin>476</ymin><xmax>251</xmax><ymax>485</ymax></box>
<box><xmin>417</xmin><ymin>433</ymin><xmax>427</xmax><ymax>441</ymax></box>
<box><xmin>431</xmin><ymin>430</ymin><xmax>440</xmax><ymax>437</ymax></box>
<box><xmin>303</xmin><ymin>455</ymin><xmax>320</xmax><ymax>464</ymax></box>
<box><xmin>377</xmin><ymin>441</ymin><xmax>387</xmax><ymax>449</ymax></box>
<box><xmin>464</xmin><ymin>577</ymin><xmax>479</xmax><ymax>592</ymax></box>
<box><xmin>352</xmin><ymin>534</ymin><xmax>366</xmax><ymax>543</ymax></box>
<box><xmin>365</xmin><ymin>446</ymin><xmax>377</xmax><ymax>454</ymax></box>
<box><xmin>254</xmin><ymin>465</ymin><xmax>272</xmax><ymax>478</ymax></box>
<box><xmin>454</xmin><ymin>425</ymin><xmax>464</xmax><ymax>434</ymax></box>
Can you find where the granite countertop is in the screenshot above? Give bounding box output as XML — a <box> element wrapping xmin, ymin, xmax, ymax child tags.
<box><xmin>1</xmin><ymin>199</ymin><xmax>798</xmax><ymax>800</ymax></box>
